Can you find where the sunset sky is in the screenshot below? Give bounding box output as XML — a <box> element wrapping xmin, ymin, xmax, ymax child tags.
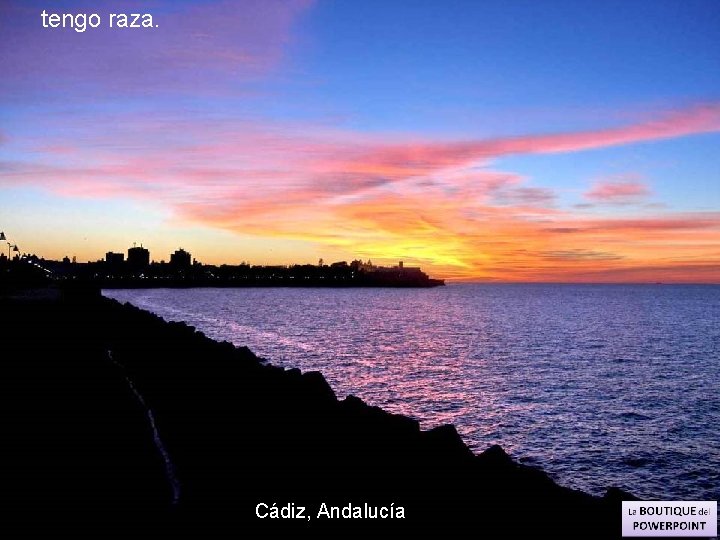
<box><xmin>1</xmin><ymin>0</ymin><xmax>719</xmax><ymax>281</ymax></box>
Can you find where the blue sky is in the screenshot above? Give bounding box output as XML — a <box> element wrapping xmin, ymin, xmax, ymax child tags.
<box><xmin>288</xmin><ymin>1</ymin><xmax>720</xmax><ymax>132</ymax></box>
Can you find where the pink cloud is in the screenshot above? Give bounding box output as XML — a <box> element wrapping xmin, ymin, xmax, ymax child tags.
<box><xmin>3</xmin><ymin>104</ymin><xmax>719</xmax><ymax>210</ymax></box>
<box><xmin>200</xmin><ymin>103</ymin><xmax>715</xmax><ymax>216</ymax></box>
<box><xmin>493</xmin><ymin>186</ymin><xmax>556</xmax><ymax>207</ymax></box>
<box><xmin>496</xmin><ymin>103</ymin><xmax>720</xmax><ymax>155</ymax></box>
<box><xmin>6</xmin><ymin>103</ymin><xmax>717</xmax><ymax>211</ymax></box>
<box><xmin>580</xmin><ymin>214</ymin><xmax>720</xmax><ymax>232</ymax></box>
<box><xmin>0</xmin><ymin>0</ymin><xmax>313</xmax><ymax>97</ymax></box>
<box><xmin>585</xmin><ymin>177</ymin><xmax>651</xmax><ymax>203</ymax></box>
<box><xmin>261</xmin><ymin>103</ymin><xmax>720</xmax><ymax>196</ymax></box>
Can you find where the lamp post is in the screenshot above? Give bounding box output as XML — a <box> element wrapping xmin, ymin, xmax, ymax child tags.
<box><xmin>8</xmin><ymin>243</ymin><xmax>19</xmax><ymax>259</ymax></box>
<box><xmin>0</xmin><ymin>231</ymin><xmax>6</xmax><ymax>241</ymax></box>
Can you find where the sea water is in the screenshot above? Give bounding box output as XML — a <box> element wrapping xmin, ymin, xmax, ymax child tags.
<box><xmin>104</xmin><ymin>284</ymin><xmax>720</xmax><ymax>501</ymax></box>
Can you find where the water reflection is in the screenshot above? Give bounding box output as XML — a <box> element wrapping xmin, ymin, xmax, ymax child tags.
<box><xmin>105</xmin><ymin>284</ymin><xmax>720</xmax><ymax>501</ymax></box>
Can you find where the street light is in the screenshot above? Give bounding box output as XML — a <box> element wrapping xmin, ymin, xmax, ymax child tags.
<box><xmin>8</xmin><ymin>243</ymin><xmax>19</xmax><ymax>259</ymax></box>
<box><xmin>0</xmin><ymin>231</ymin><xmax>6</xmax><ymax>241</ymax></box>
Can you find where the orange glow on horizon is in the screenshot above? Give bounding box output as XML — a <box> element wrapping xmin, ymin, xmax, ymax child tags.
<box><xmin>3</xmin><ymin>105</ymin><xmax>719</xmax><ymax>283</ymax></box>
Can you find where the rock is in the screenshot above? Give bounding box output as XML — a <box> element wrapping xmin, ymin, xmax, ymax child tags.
<box><xmin>421</xmin><ymin>424</ymin><xmax>473</xmax><ymax>459</ymax></box>
<box><xmin>477</xmin><ymin>444</ymin><xmax>515</xmax><ymax>468</ymax></box>
<box><xmin>301</xmin><ymin>370</ymin><xmax>337</xmax><ymax>403</ymax></box>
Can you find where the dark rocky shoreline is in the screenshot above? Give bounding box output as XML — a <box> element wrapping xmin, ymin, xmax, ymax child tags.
<box><xmin>3</xmin><ymin>287</ymin><xmax>648</xmax><ymax>537</ymax></box>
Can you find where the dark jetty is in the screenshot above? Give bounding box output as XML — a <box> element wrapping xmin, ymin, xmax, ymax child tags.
<box><xmin>3</xmin><ymin>286</ymin><xmax>643</xmax><ymax>537</ymax></box>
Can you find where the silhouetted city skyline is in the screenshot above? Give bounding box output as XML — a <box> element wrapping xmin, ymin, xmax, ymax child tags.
<box><xmin>2</xmin><ymin>238</ymin><xmax>444</xmax><ymax>289</ymax></box>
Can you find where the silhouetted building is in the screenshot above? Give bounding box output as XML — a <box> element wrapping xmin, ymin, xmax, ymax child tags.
<box><xmin>396</xmin><ymin>260</ymin><xmax>421</xmax><ymax>273</ymax></box>
<box><xmin>170</xmin><ymin>248</ymin><xmax>191</xmax><ymax>269</ymax></box>
<box><xmin>127</xmin><ymin>245</ymin><xmax>150</xmax><ymax>270</ymax></box>
<box><xmin>105</xmin><ymin>252</ymin><xmax>125</xmax><ymax>265</ymax></box>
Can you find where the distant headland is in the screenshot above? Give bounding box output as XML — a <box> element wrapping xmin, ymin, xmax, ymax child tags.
<box><xmin>0</xmin><ymin>242</ymin><xmax>444</xmax><ymax>288</ymax></box>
